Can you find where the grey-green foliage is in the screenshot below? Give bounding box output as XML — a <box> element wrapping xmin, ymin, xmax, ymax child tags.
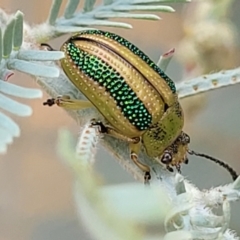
<box><xmin>84</xmin><ymin>0</ymin><xmax>97</xmax><ymax>12</ymax></box>
<box><xmin>0</xmin><ymin>10</ymin><xmax>64</xmax><ymax>153</ymax></box>
<box><xmin>1</xmin><ymin>0</ymin><xmax>240</xmax><ymax>239</ymax></box>
<box><xmin>48</xmin><ymin>0</ymin><xmax>187</xmax><ymax>35</ymax></box>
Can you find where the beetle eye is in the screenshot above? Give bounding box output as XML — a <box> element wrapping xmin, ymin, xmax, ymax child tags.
<box><xmin>161</xmin><ymin>151</ymin><xmax>172</xmax><ymax>164</ymax></box>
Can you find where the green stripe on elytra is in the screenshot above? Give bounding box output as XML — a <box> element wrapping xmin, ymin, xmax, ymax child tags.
<box><xmin>67</xmin><ymin>42</ymin><xmax>152</xmax><ymax>131</ymax></box>
<box><xmin>75</xmin><ymin>30</ymin><xmax>176</xmax><ymax>94</ymax></box>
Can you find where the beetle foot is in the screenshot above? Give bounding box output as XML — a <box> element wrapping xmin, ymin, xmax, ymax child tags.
<box><xmin>90</xmin><ymin>119</ymin><xmax>108</xmax><ymax>134</ymax></box>
<box><xmin>176</xmin><ymin>164</ymin><xmax>181</xmax><ymax>173</ymax></box>
<box><xmin>166</xmin><ymin>165</ymin><xmax>174</xmax><ymax>172</ymax></box>
<box><xmin>43</xmin><ymin>96</ymin><xmax>71</xmax><ymax>107</ymax></box>
<box><xmin>144</xmin><ymin>172</ymin><xmax>151</xmax><ymax>185</ymax></box>
<box><xmin>43</xmin><ymin>98</ymin><xmax>56</xmax><ymax>106</ymax></box>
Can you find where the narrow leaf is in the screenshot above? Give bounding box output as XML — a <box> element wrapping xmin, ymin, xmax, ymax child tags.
<box><xmin>74</xmin><ymin>19</ymin><xmax>132</xmax><ymax>28</ymax></box>
<box><xmin>55</xmin><ymin>26</ymin><xmax>96</xmax><ymax>33</ymax></box>
<box><xmin>83</xmin><ymin>0</ymin><xmax>96</xmax><ymax>12</ymax></box>
<box><xmin>18</xmin><ymin>50</ymin><xmax>65</xmax><ymax>61</ymax></box>
<box><xmin>0</xmin><ymin>93</ymin><xmax>32</xmax><ymax>116</ymax></box>
<box><xmin>95</xmin><ymin>12</ymin><xmax>160</xmax><ymax>20</ymax></box>
<box><xmin>0</xmin><ymin>111</ymin><xmax>20</xmax><ymax>137</ymax></box>
<box><xmin>157</xmin><ymin>48</ymin><xmax>175</xmax><ymax>71</ymax></box>
<box><xmin>177</xmin><ymin>68</ymin><xmax>240</xmax><ymax>99</ymax></box>
<box><xmin>222</xmin><ymin>198</ymin><xmax>230</xmax><ymax>233</ymax></box>
<box><xmin>0</xmin><ymin>81</ymin><xmax>42</xmax><ymax>98</ymax></box>
<box><xmin>3</xmin><ymin>18</ymin><xmax>15</xmax><ymax>57</ymax></box>
<box><xmin>113</xmin><ymin>5</ymin><xmax>175</xmax><ymax>12</ymax></box>
<box><xmin>49</xmin><ymin>0</ymin><xmax>63</xmax><ymax>25</ymax></box>
<box><xmin>0</xmin><ymin>69</ymin><xmax>14</xmax><ymax>81</ymax></box>
<box><xmin>7</xmin><ymin>59</ymin><xmax>60</xmax><ymax>78</ymax></box>
<box><xmin>13</xmin><ymin>10</ymin><xmax>23</xmax><ymax>50</ymax></box>
<box><xmin>64</xmin><ymin>0</ymin><xmax>80</xmax><ymax>19</ymax></box>
<box><xmin>233</xmin><ymin>176</ymin><xmax>240</xmax><ymax>190</ymax></box>
<box><xmin>0</xmin><ymin>29</ymin><xmax>2</xmax><ymax>63</ymax></box>
<box><xmin>0</xmin><ymin>128</ymin><xmax>13</xmax><ymax>144</ymax></box>
<box><xmin>0</xmin><ymin>139</ymin><xmax>7</xmax><ymax>154</ymax></box>
<box><xmin>104</xmin><ymin>0</ymin><xmax>113</xmax><ymax>5</ymax></box>
<box><xmin>133</xmin><ymin>0</ymin><xmax>191</xmax><ymax>3</ymax></box>
<box><xmin>0</xmin><ymin>141</ymin><xmax>7</xmax><ymax>154</ymax></box>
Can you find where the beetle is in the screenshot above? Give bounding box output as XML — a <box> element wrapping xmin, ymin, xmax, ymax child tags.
<box><xmin>43</xmin><ymin>30</ymin><xmax>238</xmax><ymax>183</ymax></box>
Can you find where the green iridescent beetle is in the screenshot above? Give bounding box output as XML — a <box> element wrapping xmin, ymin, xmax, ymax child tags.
<box><xmin>44</xmin><ymin>30</ymin><xmax>191</xmax><ymax>182</ymax></box>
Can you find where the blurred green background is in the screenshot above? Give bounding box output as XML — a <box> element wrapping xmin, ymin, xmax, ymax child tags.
<box><xmin>1</xmin><ymin>0</ymin><xmax>240</xmax><ymax>239</ymax></box>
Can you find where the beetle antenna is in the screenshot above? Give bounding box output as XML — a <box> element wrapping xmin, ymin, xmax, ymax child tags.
<box><xmin>188</xmin><ymin>149</ymin><xmax>238</xmax><ymax>181</ymax></box>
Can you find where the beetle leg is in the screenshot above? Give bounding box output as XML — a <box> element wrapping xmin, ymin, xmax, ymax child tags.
<box><xmin>91</xmin><ymin>120</ymin><xmax>151</xmax><ymax>183</ymax></box>
<box><xmin>166</xmin><ymin>166</ymin><xmax>174</xmax><ymax>172</ymax></box>
<box><xmin>130</xmin><ymin>142</ymin><xmax>151</xmax><ymax>184</ymax></box>
<box><xmin>176</xmin><ymin>164</ymin><xmax>181</xmax><ymax>173</ymax></box>
<box><xmin>90</xmin><ymin>120</ymin><xmax>138</xmax><ymax>143</ymax></box>
<box><xmin>43</xmin><ymin>95</ymin><xmax>93</xmax><ymax>110</ymax></box>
